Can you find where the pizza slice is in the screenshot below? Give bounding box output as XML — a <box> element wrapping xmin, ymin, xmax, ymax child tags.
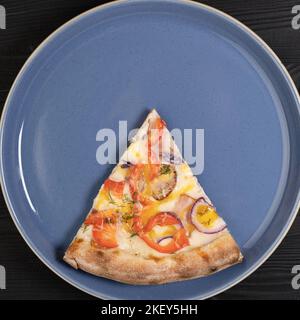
<box><xmin>64</xmin><ymin>109</ymin><xmax>242</xmax><ymax>284</ymax></box>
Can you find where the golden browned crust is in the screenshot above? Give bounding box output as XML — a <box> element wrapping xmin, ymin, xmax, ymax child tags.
<box><xmin>63</xmin><ymin>231</ymin><xmax>242</xmax><ymax>285</ymax></box>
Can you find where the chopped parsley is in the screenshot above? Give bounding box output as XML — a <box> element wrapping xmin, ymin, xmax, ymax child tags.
<box><xmin>82</xmin><ymin>224</ymin><xmax>89</xmax><ymax>232</ymax></box>
<box><xmin>122</xmin><ymin>213</ymin><xmax>134</xmax><ymax>222</ymax></box>
<box><xmin>123</xmin><ymin>194</ymin><xmax>135</xmax><ymax>204</ymax></box>
<box><xmin>160</xmin><ymin>164</ymin><xmax>171</xmax><ymax>175</ymax></box>
<box><xmin>130</xmin><ymin>233</ymin><xmax>138</xmax><ymax>238</ymax></box>
<box><xmin>108</xmin><ymin>190</ymin><xmax>117</xmax><ymax>205</ymax></box>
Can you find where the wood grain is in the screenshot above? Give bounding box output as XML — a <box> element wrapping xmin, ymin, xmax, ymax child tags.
<box><xmin>0</xmin><ymin>0</ymin><xmax>299</xmax><ymax>300</ymax></box>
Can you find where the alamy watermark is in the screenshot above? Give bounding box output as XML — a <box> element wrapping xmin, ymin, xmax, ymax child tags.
<box><xmin>291</xmin><ymin>265</ymin><xmax>300</xmax><ymax>290</ymax></box>
<box><xmin>96</xmin><ymin>121</ymin><xmax>205</xmax><ymax>175</ymax></box>
<box><xmin>292</xmin><ymin>5</ymin><xmax>300</xmax><ymax>30</ymax></box>
<box><xmin>0</xmin><ymin>265</ymin><xmax>5</xmax><ymax>290</ymax></box>
<box><xmin>0</xmin><ymin>5</ymin><xmax>6</xmax><ymax>30</ymax></box>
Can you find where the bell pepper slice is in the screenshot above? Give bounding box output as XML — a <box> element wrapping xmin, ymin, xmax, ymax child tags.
<box><xmin>141</xmin><ymin>228</ymin><xmax>189</xmax><ymax>254</ymax></box>
<box><xmin>144</xmin><ymin>212</ymin><xmax>181</xmax><ymax>232</ymax></box>
<box><xmin>135</xmin><ymin>212</ymin><xmax>189</xmax><ymax>253</ymax></box>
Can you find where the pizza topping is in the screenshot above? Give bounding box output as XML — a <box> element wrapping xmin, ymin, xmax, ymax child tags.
<box><xmin>86</xmin><ymin>116</ymin><xmax>222</xmax><ymax>252</ymax></box>
<box><xmin>160</xmin><ymin>151</ymin><xmax>182</xmax><ymax>165</ymax></box>
<box><xmin>143</xmin><ymin>212</ymin><xmax>182</xmax><ymax>231</ymax></box>
<box><xmin>151</xmin><ymin>164</ymin><xmax>177</xmax><ymax>200</ymax></box>
<box><xmin>121</xmin><ymin>213</ymin><xmax>135</xmax><ymax>222</ymax></box>
<box><xmin>104</xmin><ymin>179</ymin><xmax>125</xmax><ymax>198</ymax></box>
<box><xmin>120</xmin><ymin>161</ymin><xmax>134</xmax><ymax>169</ymax></box>
<box><xmin>128</xmin><ymin>164</ymin><xmax>146</xmax><ymax>198</ymax></box>
<box><xmin>92</xmin><ymin>224</ymin><xmax>118</xmax><ymax>248</ymax></box>
<box><xmin>85</xmin><ymin>209</ymin><xmax>117</xmax><ymax>226</ymax></box>
<box><xmin>173</xmin><ymin>194</ymin><xmax>196</xmax><ymax>234</ymax></box>
<box><xmin>190</xmin><ymin>198</ymin><xmax>227</xmax><ymax>234</ymax></box>
<box><xmin>147</xmin><ymin>118</ymin><xmax>166</xmax><ymax>163</ymax></box>
<box><xmin>151</xmin><ymin>164</ymin><xmax>176</xmax><ymax>199</ymax></box>
<box><xmin>159</xmin><ymin>164</ymin><xmax>172</xmax><ymax>175</ymax></box>
<box><xmin>150</xmin><ymin>225</ymin><xmax>178</xmax><ymax>243</ymax></box>
<box><xmin>128</xmin><ymin>164</ymin><xmax>177</xmax><ymax>202</ymax></box>
<box><xmin>140</xmin><ymin>228</ymin><xmax>189</xmax><ymax>254</ymax></box>
<box><xmin>84</xmin><ymin>210</ymin><xmax>118</xmax><ymax>248</ymax></box>
<box><xmin>134</xmin><ymin>212</ymin><xmax>189</xmax><ymax>253</ymax></box>
<box><xmin>157</xmin><ymin>236</ymin><xmax>173</xmax><ymax>245</ymax></box>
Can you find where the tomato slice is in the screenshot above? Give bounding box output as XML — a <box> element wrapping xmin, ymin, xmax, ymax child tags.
<box><xmin>132</xmin><ymin>214</ymin><xmax>144</xmax><ymax>234</ymax></box>
<box><xmin>144</xmin><ymin>163</ymin><xmax>161</xmax><ymax>181</ymax></box>
<box><xmin>84</xmin><ymin>209</ymin><xmax>118</xmax><ymax>249</ymax></box>
<box><xmin>128</xmin><ymin>164</ymin><xmax>155</xmax><ymax>205</ymax></box>
<box><xmin>128</xmin><ymin>163</ymin><xmax>173</xmax><ymax>204</ymax></box>
<box><xmin>92</xmin><ymin>224</ymin><xmax>118</xmax><ymax>248</ymax></box>
<box><xmin>84</xmin><ymin>209</ymin><xmax>116</xmax><ymax>226</ymax></box>
<box><xmin>128</xmin><ymin>164</ymin><xmax>143</xmax><ymax>200</ymax></box>
<box><xmin>104</xmin><ymin>179</ymin><xmax>125</xmax><ymax>197</ymax></box>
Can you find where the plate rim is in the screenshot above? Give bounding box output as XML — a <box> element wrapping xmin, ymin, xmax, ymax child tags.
<box><xmin>0</xmin><ymin>0</ymin><xmax>299</xmax><ymax>300</ymax></box>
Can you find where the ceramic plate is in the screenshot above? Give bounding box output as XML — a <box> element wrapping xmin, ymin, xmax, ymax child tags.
<box><xmin>1</xmin><ymin>0</ymin><xmax>300</xmax><ymax>299</ymax></box>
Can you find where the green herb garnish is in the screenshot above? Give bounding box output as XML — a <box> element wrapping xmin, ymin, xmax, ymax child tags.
<box><xmin>82</xmin><ymin>224</ymin><xmax>89</xmax><ymax>232</ymax></box>
<box><xmin>160</xmin><ymin>164</ymin><xmax>171</xmax><ymax>175</ymax></box>
<box><xmin>108</xmin><ymin>190</ymin><xmax>117</xmax><ymax>205</ymax></box>
<box><xmin>130</xmin><ymin>233</ymin><xmax>138</xmax><ymax>238</ymax></box>
<box><xmin>123</xmin><ymin>194</ymin><xmax>135</xmax><ymax>204</ymax></box>
<box><xmin>122</xmin><ymin>213</ymin><xmax>134</xmax><ymax>222</ymax></box>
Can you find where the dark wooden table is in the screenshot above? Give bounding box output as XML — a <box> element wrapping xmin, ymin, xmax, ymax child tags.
<box><xmin>0</xmin><ymin>0</ymin><xmax>299</xmax><ymax>300</ymax></box>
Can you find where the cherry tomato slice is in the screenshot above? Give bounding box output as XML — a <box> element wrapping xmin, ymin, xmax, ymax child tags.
<box><xmin>144</xmin><ymin>164</ymin><xmax>161</xmax><ymax>181</ymax></box>
<box><xmin>128</xmin><ymin>164</ymin><xmax>173</xmax><ymax>203</ymax></box>
<box><xmin>92</xmin><ymin>224</ymin><xmax>118</xmax><ymax>248</ymax></box>
<box><xmin>128</xmin><ymin>164</ymin><xmax>156</xmax><ymax>205</ymax></box>
<box><xmin>84</xmin><ymin>209</ymin><xmax>118</xmax><ymax>249</ymax></box>
<box><xmin>84</xmin><ymin>209</ymin><xmax>116</xmax><ymax>226</ymax></box>
<box><xmin>132</xmin><ymin>214</ymin><xmax>144</xmax><ymax>234</ymax></box>
<box><xmin>104</xmin><ymin>179</ymin><xmax>125</xmax><ymax>197</ymax></box>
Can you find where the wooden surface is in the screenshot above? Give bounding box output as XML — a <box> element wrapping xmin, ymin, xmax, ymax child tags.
<box><xmin>0</xmin><ymin>0</ymin><xmax>299</xmax><ymax>300</ymax></box>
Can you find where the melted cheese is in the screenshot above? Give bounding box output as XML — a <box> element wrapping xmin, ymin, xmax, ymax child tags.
<box><xmin>77</xmin><ymin>225</ymin><xmax>93</xmax><ymax>242</ymax></box>
<box><xmin>117</xmin><ymin>227</ymin><xmax>167</xmax><ymax>257</ymax></box>
<box><xmin>188</xmin><ymin>229</ymin><xmax>222</xmax><ymax>248</ymax></box>
<box><xmin>110</xmin><ymin>165</ymin><xmax>127</xmax><ymax>181</ymax></box>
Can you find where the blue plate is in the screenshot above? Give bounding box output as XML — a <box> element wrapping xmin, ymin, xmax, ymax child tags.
<box><xmin>1</xmin><ymin>0</ymin><xmax>300</xmax><ymax>300</ymax></box>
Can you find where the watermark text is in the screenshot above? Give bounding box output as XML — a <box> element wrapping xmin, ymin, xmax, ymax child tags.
<box><xmin>0</xmin><ymin>5</ymin><xmax>6</xmax><ymax>30</ymax></box>
<box><xmin>292</xmin><ymin>5</ymin><xmax>300</xmax><ymax>30</ymax></box>
<box><xmin>96</xmin><ymin>121</ymin><xmax>204</xmax><ymax>175</ymax></box>
<box><xmin>0</xmin><ymin>265</ymin><xmax>6</xmax><ymax>290</ymax></box>
<box><xmin>291</xmin><ymin>265</ymin><xmax>300</xmax><ymax>290</ymax></box>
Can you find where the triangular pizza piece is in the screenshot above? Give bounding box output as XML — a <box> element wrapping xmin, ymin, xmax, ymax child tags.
<box><xmin>64</xmin><ymin>109</ymin><xmax>242</xmax><ymax>284</ymax></box>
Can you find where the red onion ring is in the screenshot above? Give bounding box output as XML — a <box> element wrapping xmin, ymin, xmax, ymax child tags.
<box><xmin>164</xmin><ymin>212</ymin><xmax>183</xmax><ymax>228</ymax></box>
<box><xmin>190</xmin><ymin>197</ymin><xmax>227</xmax><ymax>234</ymax></box>
<box><xmin>120</xmin><ymin>161</ymin><xmax>134</xmax><ymax>168</ymax></box>
<box><xmin>157</xmin><ymin>236</ymin><xmax>174</xmax><ymax>244</ymax></box>
<box><xmin>149</xmin><ymin>212</ymin><xmax>183</xmax><ymax>244</ymax></box>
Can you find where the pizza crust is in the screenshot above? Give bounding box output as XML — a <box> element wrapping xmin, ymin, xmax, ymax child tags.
<box><xmin>64</xmin><ymin>231</ymin><xmax>242</xmax><ymax>285</ymax></box>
